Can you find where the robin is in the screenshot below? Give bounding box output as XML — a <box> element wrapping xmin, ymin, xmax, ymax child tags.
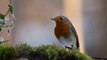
<box><xmin>51</xmin><ymin>16</ymin><xmax>79</xmax><ymax>50</ymax></box>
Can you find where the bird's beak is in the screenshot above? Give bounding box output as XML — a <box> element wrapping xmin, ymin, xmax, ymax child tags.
<box><xmin>51</xmin><ymin>18</ymin><xmax>55</xmax><ymax>21</ymax></box>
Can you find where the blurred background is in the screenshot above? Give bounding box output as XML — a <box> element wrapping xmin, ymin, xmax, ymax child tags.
<box><xmin>0</xmin><ymin>0</ymin><xmax>107</xmax><ymax>58</ymax></box>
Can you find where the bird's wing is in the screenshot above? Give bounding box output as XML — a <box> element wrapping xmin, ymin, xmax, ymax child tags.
<box><xmin>62</xmin><ymin>16</ymin><xmax>79</xmax><ymax>49</ymax></box>
<box><xmin>70</xmin><ymin>23</ymin><xmax>80</xmax><ymax>49</ymax></box>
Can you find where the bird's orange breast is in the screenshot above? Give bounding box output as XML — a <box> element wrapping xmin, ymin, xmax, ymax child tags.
<box><xmin>54</xmin><ymin>23</ymin><xmax>71</xmax><ymax>39</ymax></box>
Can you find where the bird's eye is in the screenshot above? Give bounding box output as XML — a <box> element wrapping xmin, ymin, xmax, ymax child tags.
<box><xmin>60</xmin><ymin>17</ymin><xmax>63</xmax><ymax>20</ymax></box>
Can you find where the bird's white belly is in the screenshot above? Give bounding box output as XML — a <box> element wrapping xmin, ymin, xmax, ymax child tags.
<box><xmin>59</xmin><ymin>35</ymin><xmax>76</xmax><ymax>48</ymax></box>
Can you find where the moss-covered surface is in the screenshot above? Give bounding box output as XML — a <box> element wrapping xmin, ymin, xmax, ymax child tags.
<box><xmin>0</xmin><ymin>44</ymin><xmax>15</xmax><ymax>60</ymax></box>
<box><xmin>0</xmin><ymin>44</ymin><xmax>94</xmax><ymax>60</ymax></box>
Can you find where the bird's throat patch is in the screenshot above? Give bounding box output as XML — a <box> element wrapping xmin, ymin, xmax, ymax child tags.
<box><xmin>54</xmin><ymin>23</ymin><xmax>71</xmax><ymax>39</ymax></box>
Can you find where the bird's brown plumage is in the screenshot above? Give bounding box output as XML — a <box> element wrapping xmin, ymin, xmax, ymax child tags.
<box><xmin>54</xmin><ymin>20</ymin><xmax>71</xmax><ymax>39</ymax></box>
<box><xmin>51</xmin><ymin>16</ymin><xmax>79</xmax><ymax>50</ymax></box>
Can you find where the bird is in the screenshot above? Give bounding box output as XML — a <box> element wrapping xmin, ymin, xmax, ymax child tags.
<box><xmin>51</xmin><ymin>16</ymin><xmax>79</xmax><ymax>50</ymax></box>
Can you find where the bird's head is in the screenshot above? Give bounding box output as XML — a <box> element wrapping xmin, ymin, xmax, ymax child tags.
<box><xmin>51</xmin><ymin>16</ymin><xmax>71</xmax><ymax>26</ymax></box>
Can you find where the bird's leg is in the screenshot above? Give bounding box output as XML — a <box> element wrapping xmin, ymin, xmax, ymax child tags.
<box><xmin>72</xmin><ymin>45</ymin><xmax>79</xmax><ymax>50</ymax></box>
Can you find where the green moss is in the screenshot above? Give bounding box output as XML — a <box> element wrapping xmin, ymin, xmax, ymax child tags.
<box><xmin>15</xmin><ymin>44</ymin><xmax>32</xmax><ymax>58</ymax></box>
<box><xmin>0</xmin><ymin>44</ymin><xmax>15</xmax><ymax>60</ymax></box>
<box><xmin>31</xmin><ymin>45</ymin><xmax>94</xmax><ymax>60</ymax></box>
<box><xmin>0</xmin><ymin>44</ymin><xmax>94</xmax><ymax>60</ymax></box>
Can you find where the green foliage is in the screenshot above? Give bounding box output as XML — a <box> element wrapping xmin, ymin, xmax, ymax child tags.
<box><xmin>0</xmin><ymin>13</ymin><xmax>4</xmax><ymax>19</ymax></box>
<box><xmin>0</xmin><ymin>13</ymin><xmax>5</xmax><ymax>25</ymax></box>
<box><xmin>0</xmin><ymin>0</ymin><xmax>14</xmax><ymax>34</ymax></box>
<box><xmin>0</xmin><ymin>25</ymin><xmax>5</xmax><ymax>31</ymax></box>
<box><xmin>8</xmin><ymin>4</ymin><xmax>13</xmax><ymax>14</ymax></box>
<box><xmin>0</xmin><ymin>44</ymin><xmax>15</xmax><ymax>60</ymax></box>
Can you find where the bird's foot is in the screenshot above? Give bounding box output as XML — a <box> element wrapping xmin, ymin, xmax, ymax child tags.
<box><xmin>65</xmin><ymin>46</ymin><xmax>73</xmax><ymax>50</ymax></box>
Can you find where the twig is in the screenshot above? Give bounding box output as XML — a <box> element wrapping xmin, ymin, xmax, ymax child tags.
<box><xmin>4</xmin><ymin>10</ymin><xmax>9</xmax><ymax>17</ymax></box>
<box><xmin>4</xmin><ymin>0</ymin><xmax>12</xmax><ymax>17</ymax></box>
